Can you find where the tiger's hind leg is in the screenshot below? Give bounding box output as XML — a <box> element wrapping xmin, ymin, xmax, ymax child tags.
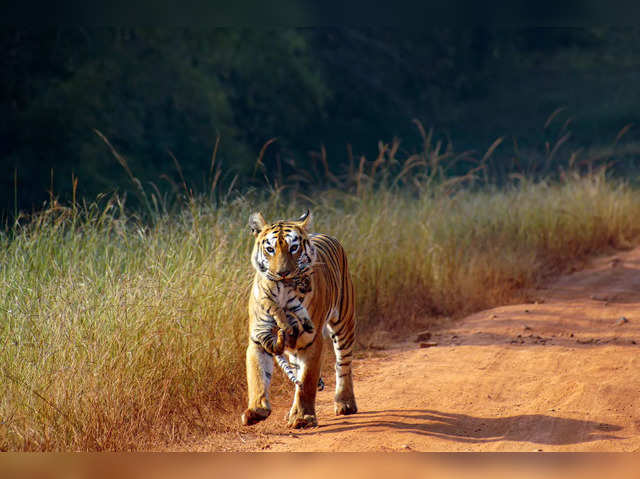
<box><xmin>286</xmin><ymin>336</ymin><xmax>323</xmax><ymax>428</ymax></box>
<box><xmin>326</xmin><ymin>313</ymin><xmax>357</xmax><ymax>416</ymax></box>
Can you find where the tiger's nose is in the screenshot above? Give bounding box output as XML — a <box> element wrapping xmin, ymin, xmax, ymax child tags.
<box><xmin>278</xmin><ymin>269</ymin><xmax>291</xmax><ymax>278</ymax></box>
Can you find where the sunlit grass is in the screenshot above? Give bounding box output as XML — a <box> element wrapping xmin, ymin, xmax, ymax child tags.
<box><xmin>1</xmin><ymin>148</ymin><xmax>640</xmax><ymax>450</ymax></box>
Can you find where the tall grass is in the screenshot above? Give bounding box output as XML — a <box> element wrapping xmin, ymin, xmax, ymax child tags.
<box><xmin>2</xmin><ymin>137</ymin><xmax>640</xmax><ymax>450</ymax></box>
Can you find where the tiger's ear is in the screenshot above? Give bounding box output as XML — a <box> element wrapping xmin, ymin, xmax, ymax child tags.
<box><xmin>295</xmin><ymin>209</ymin><xmax>312</xmax><ymax>231</ymax></box>
<box><xmin>249</xmin><ymin>212</ymin><xmax>267</xmax><ymax>237</ymax></box>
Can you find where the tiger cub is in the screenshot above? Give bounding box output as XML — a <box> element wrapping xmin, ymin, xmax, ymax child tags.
<box><xmin>249</xmin><ymin>270</ymin><xmax>315</xmax><ymax>357</ymax></box>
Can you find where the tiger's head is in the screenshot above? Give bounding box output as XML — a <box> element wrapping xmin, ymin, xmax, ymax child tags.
<box><xmin>249</xmin><ymin>210</ymin><xmax>315</xmax><ymax>281</ymax></box>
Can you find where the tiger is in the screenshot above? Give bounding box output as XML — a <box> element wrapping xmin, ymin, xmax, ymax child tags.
<box><xmin>241</xmin><ymin>210</ymin><xmax>357</xmax><ymax>429</ymax></box>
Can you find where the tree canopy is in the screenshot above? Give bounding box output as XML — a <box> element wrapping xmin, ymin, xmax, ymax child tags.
<box><xmin>2</xmin><ymin>28</ymin><xmax>639</xmax><ymax>218</ymax></box>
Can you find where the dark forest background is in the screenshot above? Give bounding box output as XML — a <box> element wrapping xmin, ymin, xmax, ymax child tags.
<box><xmin>3</xmin><ymin>27</ymin><xmax>640</xmax><ymax>218</ymax></box>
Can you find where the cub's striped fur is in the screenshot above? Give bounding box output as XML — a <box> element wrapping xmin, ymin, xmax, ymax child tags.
<box><xmin>242</xmin><ymin>210</ymin><xmax>357</xmax><ymax>429</ymax></box>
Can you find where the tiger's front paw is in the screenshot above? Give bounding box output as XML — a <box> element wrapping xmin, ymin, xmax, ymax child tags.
<box><xmin>242</xmin><ymin>407</ymin><xmax>271</xmax><ymax>426</ymax></box>
<box><xmin>287</xmin><ymin>413</ymin><xmax>318</xmax><ymax>429</ymax></box>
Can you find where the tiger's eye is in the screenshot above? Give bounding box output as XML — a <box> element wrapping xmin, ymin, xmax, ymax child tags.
<box><xmin>266</xmin><ymin>246</ymin><xmax>275</xmax><ymax>254</ymax></box>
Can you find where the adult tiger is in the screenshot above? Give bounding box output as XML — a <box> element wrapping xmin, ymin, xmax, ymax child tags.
<box><xmin>242</xmin><ymin>210</ymin><xmax>357</xmax><ymax>428</ymax></box>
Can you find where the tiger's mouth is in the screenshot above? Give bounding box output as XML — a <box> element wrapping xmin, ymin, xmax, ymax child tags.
<box><xmin>266</xmin><ymin>268</ymin><xmax>301</xmax><ymax>282</ymax></box>
<box><xmin>265</xmin><ymin>271</ymin><xmax>282</xmax><ymax>281</ymax></box>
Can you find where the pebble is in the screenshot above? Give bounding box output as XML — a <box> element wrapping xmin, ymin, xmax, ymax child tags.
<box><xmin>415</xmin><ymin>331</ymin><xmax>432</xmax><ymax>342</ymax></box>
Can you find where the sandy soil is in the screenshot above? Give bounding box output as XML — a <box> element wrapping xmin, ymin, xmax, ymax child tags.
<box><xmin>182</xmin><ymin>248</ymin><xmax>640</xmax><ymax>451</ymax></box>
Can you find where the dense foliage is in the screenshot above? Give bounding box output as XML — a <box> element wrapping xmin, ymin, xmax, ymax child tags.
<box><xmin>3</xmin><ymin>28</ymin><xmax>640</xmax><ymax>217</ymax></box>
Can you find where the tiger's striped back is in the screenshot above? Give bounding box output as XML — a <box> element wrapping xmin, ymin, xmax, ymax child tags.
<box><xmin>305</xmin><ymin>233</ymin><xmax>357</xmax><ymax>416</ymax></box>
<box><xmin>307</xmin><ymin>233</ymin><xmax>356</xmax><ymax>357</ymax></box>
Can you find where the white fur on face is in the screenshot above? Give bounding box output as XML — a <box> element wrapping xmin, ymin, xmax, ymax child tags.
<box><xmin>264</xmin><ymin>231</ymin><xmax>300</xmax><ymax>252</ymax></box>
<box><xmin>263</xmin><ymin>234</ymin><xmax>278</xmax><ymax>254</ymax></box>
<box><xmin>284</xmin><ymin>232</ymin><xmax>300</xmax><ymax>252</ymax></box>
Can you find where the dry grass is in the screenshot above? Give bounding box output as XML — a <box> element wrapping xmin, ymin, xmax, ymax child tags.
<box><xmin>2</xmin><ymin>137</ymin><xmax>640</xmax><ymax>450</ymax></box>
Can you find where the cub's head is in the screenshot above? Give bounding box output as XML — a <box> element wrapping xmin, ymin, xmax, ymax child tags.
<box><xmin>249</xmin><ymin>210</ymin><xmax>315</xmax><ymax>281</ymax></box>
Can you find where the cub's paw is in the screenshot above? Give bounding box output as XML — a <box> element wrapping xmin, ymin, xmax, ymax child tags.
<box><xmin>302</xmin><ymin>320</ymin><xmax>315</xmax><ymax>334</ymax></box>
<box><xmin>287</xmin><ymin>413</ymin><xmax>318</xmax><ymax>429</ymax></box>
<box><xmin>241</xmin><ymin>407</ymin><xmax>271</xmax><ymax>426</ymax></box>
<box><xmin>334</xmin><ymin>399</ymin><xmax>357</xmax><ymax>416</ymax></box>
<box><xmin>271</xmin><ymin>329</ymin><xmax>286</xmax><ymax>356</ymax></box>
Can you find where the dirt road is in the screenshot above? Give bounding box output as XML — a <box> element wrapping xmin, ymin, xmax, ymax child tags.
<box><xmin>187</xmin><ymin>248</ymin><xmax>640</xmax><ymax>451</ymax></box>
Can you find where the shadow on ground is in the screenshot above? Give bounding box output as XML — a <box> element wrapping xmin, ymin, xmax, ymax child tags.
<box><xmin>312</xmin><ymin>409</ymin><xmax>623</xmax><ymax>445</ymax></box>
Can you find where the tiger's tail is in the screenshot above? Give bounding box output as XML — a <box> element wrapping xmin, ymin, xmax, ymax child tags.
<box><xmin>275</xmin><ymin>354</ymin><xmax>324</xmax><ymax>391</ymax></box>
